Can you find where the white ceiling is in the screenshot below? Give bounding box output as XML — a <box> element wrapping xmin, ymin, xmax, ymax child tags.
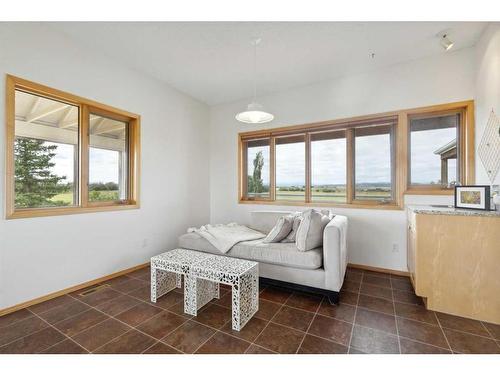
<box><xmin>47</xmin><ymin>22</ymin><xmax>488</xmax><ymax>106</ymax></box>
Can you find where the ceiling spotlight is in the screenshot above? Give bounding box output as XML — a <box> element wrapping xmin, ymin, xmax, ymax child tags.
<box><xmin>440</xmin><ymin>34</ymin><xmax>454</xmax><ymax>51</ymax></box>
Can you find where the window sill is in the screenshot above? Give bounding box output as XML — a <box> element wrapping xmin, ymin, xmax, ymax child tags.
<box><xmin>239</xmin><ymin>199</ymin><xmax>402</xmax><ymax>211</ymax></box>
<box><xmin>404</xmin><ymin>188</ymin><xmax>454</xmax><ymax>196</ymax></box>
<box><xmin>6</xmin><ymin>204</ymin><xmax>140</xmax><ymax>220</ymax></box>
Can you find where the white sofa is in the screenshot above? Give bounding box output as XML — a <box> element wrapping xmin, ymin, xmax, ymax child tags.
<box><xmin>178</xmin><ymin>210</ymin><xmax>348</xmax><ymax>303</ymax></box>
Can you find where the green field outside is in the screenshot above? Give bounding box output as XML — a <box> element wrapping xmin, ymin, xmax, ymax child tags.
<box><xmin>275</xmin><ymin>188</ymin><xmax>390</xmax><ymax>202</ymax></box>
<box><xmin>50</xmin><ymin>191</ymin><xmax>74</xmax><ymax>204</ymax></box>
<box><xmin>50</xmin><ymin>190</ymin><xmax>119</xmax><ymax>204</ymax></box>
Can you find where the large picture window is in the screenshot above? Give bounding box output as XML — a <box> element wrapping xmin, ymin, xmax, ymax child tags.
<box><xmin>354</xmin><ymin>124</ymin><xmax>394</xmax><ymax>202</ymax></box>
<box><xmin>275</xmin><ymin>135</ymin><xmax>306</xmax><ymax>201</ymax></box>
<box><xmin>310</xmin><ymin>131</ymin><xmax>346</xmax><ymax>203</ymax></box>
<box><xmin>6</xmin><ymin>75</ymin><xmax>141</xmax><ymax>219</ymax></box>
<box><xmin>239</xmin><ymin>101</ymin><xmax>474</xmax><ymax>209</ymax></box>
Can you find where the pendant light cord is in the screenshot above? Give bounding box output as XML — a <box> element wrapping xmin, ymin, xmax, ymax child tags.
<box><xmin>253</xmin><ymin>39</ymin><xmax>257</xmax><ymax>103</ymax></box>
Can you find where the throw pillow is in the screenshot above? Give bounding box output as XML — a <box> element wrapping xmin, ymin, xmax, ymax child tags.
<box><xmin>263</xmin><ymin>215</ymin><xmax>294</xmax><ymax>243</ymax></box>
<box><xmin>281</xmin><ymin>214</ymin><xmax>303</xmax><ymax>243</ymax></box>
<box><xmin>295</xmin><ymin>209</ymin><xmax>331</xmax><ymax>251</ymax></box>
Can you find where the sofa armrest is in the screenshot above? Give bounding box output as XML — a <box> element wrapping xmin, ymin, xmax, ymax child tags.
<box><xmin>323</xmin><ymin>215</ymin><xmax>348</xmax><ymax>291</ymax></box>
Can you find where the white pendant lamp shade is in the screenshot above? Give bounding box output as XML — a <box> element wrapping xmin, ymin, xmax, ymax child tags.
<box><xmin>235</xmin><ymin>102</ymin><xmax>274</xmax><ymax>124</ymax></box>
<box><xmin>236</xmin><ymin>38</ymin><xmax>274</xmax><ymax>124</ymax></box>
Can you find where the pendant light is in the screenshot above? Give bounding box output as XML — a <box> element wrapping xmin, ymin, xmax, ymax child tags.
<box><xmin>236</xmin><ymin>38</ymin><xmax>274</xmax><ymax>124</ymax></box>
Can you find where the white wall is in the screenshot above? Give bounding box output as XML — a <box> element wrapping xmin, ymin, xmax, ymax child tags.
<box><xmin>0</xmin><ymin>23</ymin><xmax>211</xmax><ymax>309</ymax></box>
<box><xmin>475</xmin><ymin>24</ymin><xmax>500</xmax><ymax>186</ymax></box>
<box><xmin>209</xmin><ymin>47</ymin><xmax>478</xmax><ymax>272</ymax></box>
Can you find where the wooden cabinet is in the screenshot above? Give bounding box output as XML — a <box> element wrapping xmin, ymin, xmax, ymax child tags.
<box><xmin>407</xmin><ymin>207</ymin><xmax>500</xmax><ymax>324</ymax></box>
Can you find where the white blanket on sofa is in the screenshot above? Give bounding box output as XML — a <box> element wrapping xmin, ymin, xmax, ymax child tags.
<box><xmin>187</xmin><ymin>223</ymin><xmax>265</xmax><ymax>254</ymax></box>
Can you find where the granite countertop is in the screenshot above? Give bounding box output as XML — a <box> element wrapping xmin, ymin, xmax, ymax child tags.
<box><xmin>407</xmin><ymin>204</ymin><xmax>500</xmax><ymax>217</ymax></box>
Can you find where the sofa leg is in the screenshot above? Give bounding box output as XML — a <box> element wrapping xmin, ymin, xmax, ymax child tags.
<box><xmin>327</xmin><ymin>292</ymin><xmax>339</xmax><ymax>305</ymax></box>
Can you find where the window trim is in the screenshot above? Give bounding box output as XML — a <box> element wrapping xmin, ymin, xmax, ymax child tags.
<box><xmin>5</xmin><ymin>74</ymin><xmax>141</xmax><ymax>219</ymax></box>
<box><xmin>405</xmin><ymin>105</ymin><xmax>473</xmax><ymax>194</ymax></box>
<box><xmin>238</xmin><ymin>100</ymin><xmax>475</xmax><ymax>210</ymax></box>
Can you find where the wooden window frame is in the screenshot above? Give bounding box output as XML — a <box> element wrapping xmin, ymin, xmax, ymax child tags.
<box><xmin>5</xmin><ymin>75</ymin><xmax>141</xmax><ymax>219</ymax></box>
<box><xmin>238</xmin><ymin>100</ymin><xmax>475</xmax><ymax>210</ymax></box>
<box><xmin>404</xmin><ymin>103</ymin><xmax>474</xmax><ymax>195</ymax></box>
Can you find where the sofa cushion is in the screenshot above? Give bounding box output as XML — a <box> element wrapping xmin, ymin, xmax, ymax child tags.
<box><xmin>263</xmin><ymin>215</ymin><xmax>294</xmax><ymax>243</ymax></box>
<box><xmin>295</xmin><ymin>209</ymin><xmax>331</xmax><ymax>251</ymax></box>
<box><xmin>178</xmin><ymin>232</ymin><xmax>322</xmax><ymax>270</ymax></box>
<box><xmin>281</xmin><ymin>214</ymin><xmax>303</xmax><ymax>243</ymax></box>
<box><xmin>249</xmin><ymin>211</ymin><xmax>296</xmax><ymax>234</ymax></box>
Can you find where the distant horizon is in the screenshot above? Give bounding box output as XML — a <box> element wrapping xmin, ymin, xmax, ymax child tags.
<box><xmin>247</xmin><ymin>180</ymin><xmax>392</xmax><ymax>188</ymax></box>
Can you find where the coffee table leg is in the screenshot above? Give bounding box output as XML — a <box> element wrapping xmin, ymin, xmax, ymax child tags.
<box><xmin>231</xmin><ymin>282</ymin><xmax>241</xmax><ymax>331</ymax></box>
<box><xmin>151</xmin><ymin>266</ymin><xmax>178</xmax><ymax>303</ymax></box>
<box><xmin>214</xmin><ymin>282</ymin><xmax>220</xmax><ymax>299</ymax></box>
<box><xmin>232</xmin><ymin>265</ymin><xmax>259</xmax><ymax>331</ymax></box>
<box><xmin>176</xmin><ymin>273</ymin><xmax>182</xmax><ymax>288</ymax></box>
<box><xmin>151</xmin><ymin>264</ymin><xmax>158</xmax><ymax>303</ymax></box>
<box><xmin>184</xmin><ymin>274</ymin><xmax>198</xmax><ymax>316</ymax></box>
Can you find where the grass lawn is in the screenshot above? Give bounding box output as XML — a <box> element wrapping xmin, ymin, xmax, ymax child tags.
<box><xmin>50</xmin><ymin>191</ymin><xmax>74</xmax><ymax>204</ymax></box>
<box><xmin>50</xmin><ymin>190</ymin><xmax>119</xmax><ymax>204</ymax></box>
<box><xmin>275</xmin><ymin>189</ymin><xmax>391</xmax><ymax>202</ymax></box>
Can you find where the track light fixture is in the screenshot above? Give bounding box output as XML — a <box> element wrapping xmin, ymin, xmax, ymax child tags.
<box><xmin>440</xmin><ymin>33</ymin><xmax>454</xmax><ymax>51</ymax></box>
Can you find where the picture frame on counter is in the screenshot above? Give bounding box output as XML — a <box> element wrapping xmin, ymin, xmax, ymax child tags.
<box><xmin>454</xmin><ymin>185</ymin><xmax>491</xmax><ymax>211</ymax></box>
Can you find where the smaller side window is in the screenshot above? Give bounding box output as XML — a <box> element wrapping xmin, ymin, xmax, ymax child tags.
<box><xmin>409</xmin><ymin>112</ymin><xmax>460</xmax><ymax>189</ymax></box>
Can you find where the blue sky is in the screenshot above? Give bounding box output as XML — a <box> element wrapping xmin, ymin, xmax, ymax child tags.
<box><xmin>49</xmin><ymin>142</ymin><xmax>119</xmax><ymax>184</ymax></box>
<box><xmin>247</xmin><ymin>129</ymin><xmax>456</xmax><ymax>186</ymax></box>
<box><xmin>49</xmin><ymin>127</ymin><xmax>456</xmax><ymax>187</ymax></box>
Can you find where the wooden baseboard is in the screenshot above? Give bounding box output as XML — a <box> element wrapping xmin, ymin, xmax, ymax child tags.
<box><xmin>0</xmin><ymin>262</ymin><xmax>149</xmax><ymax>317</ymax></box>
<box><xmin>348</xmin><ymin>262</ymin><xmax>409</xmax><ymax>277</ymax></box>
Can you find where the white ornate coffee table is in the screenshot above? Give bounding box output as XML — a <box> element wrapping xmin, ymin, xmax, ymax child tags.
<box><xmin>150</xmin><ymin>248</ymin><xmax>259</xmax><ymax>331</ymax></box>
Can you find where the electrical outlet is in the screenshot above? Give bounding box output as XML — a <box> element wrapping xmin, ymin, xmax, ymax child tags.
<box><xmin>392</xmin><ymin>243</ymin><xmax>399</xmax><ymax>253</ymax></box>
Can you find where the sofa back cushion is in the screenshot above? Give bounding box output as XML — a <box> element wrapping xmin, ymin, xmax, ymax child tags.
<box><xmin>281</xmin><ymin>214</ymin><xmax>303</xmax><ymax>243</ymax></box>
<box><xmin>296</xmin><ymin>209</ymin><xmax>332</xmax><ymax>251</ymax></box>
<box><xmin>249</xmin><ymin>211</ymin><xmax>295</xmax><ymax>234</ymax></box>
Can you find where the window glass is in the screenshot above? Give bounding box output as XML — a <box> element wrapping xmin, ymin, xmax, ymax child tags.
<box><xmin>245</xmin><ymin>139</ymin><xmax>270</xmax><ymax>199</ymax></box>
<box><xmin>275</xmin><ymin>135</ymin><xmax>305</xmax><ymax>201</ymax></box>
<box><xmin>410</xmin><ymin>114</ymin><xmax>459</xmax><ymax>187</ymax></box>
<box><xmin>311</xmin><ymin>131</ymin><xmax>347</xmax><ymax>203</ymax></box>
<box><xmin>14</xmin><ymin>90</ymin><xmax>79</xmax><ymax>208</ymax></box>
<box><xmin>354</xmin><ymin>125</ymin><xmax>393</xmax><ymax>201</ymax></box>
<box><xmin>89</xmin><ymin>114</ymin><xmax>128</xmax><ymax>202</ymax></box>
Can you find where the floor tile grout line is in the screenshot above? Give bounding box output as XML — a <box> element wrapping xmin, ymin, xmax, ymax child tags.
<box><xmin>479</xmin><ymin>320</ymin><xmax>495</xmax><ymax>340</ymax></box>
<box><xmin>395</xmin><ymin>311</ymin><xmax>499</xmax><ymax>340</ymax></box>
<box><xmin>134</xmin><ymin>269</ymin><xmax>499</xmax><ymax>353</ymax></box>
<box><xmin>396</xmin><ymin>335</ymin><xmax>453</xmax><ymax>353</ymax></box>
<box><xmin>433</xmin><ymin>311</ymin><xmax>453</xmax><ymax>353</ymax></box>
<box><xmin>437</xmin><ymin>323</ymin><xmax>500</xmax><ymax>341</ymax></box>
<box><xmin>155</xmin><ymin>302</ymin><xmax>275</xmax><ymax>354</ymax></box>
<box><xmin>250</xmin><ymin>290</ymin><xmax>295</xmax><ymax>353</ymax></box>
<box><xmin>66</xmin><ymin>290</ymin><xmax>171</xmax><ymax>353</ymax></box>
<box><xmin>29</xmin><ymin>309</ymin><xmax>89</xmax><ymax>354</ymax></box>
<box><xmin>4</xmin><ymin>267</ymin><xmax>495</xmax><ymax>354</ymax></box>
<box><xmin>0</xmin><ymin>312</ymin><xmax>40</xmax><ymax>330</ymax></box>
<box><xmin>90</xmin><ymin>328</ymin><xmax>137</xmax><ymax>354</ymax></box>
<box><xmin>391</xmin><ymin>283</ymin><xmax>402</xmax><ymax>354</ymax></box>
<box><xmin>295</xmin><ymin>295</ymin><xmax>323</xmax><ymax>354</ymax></box>
<box><xmin>0</xmin><ymin>319</ymin><xmax>57</xmax><ymax>350</ymax></box>
<box><xmin>140</xmin><ymin>341</ymin><xmax>179</xmax><ymax>354</ymax></box>
<box><xmin>165</xmin><ymin>289</ymin><xmax>497</xmax><ymax>346</ymax></box>
<box><xmin>347</xmin><ymin>271</ymin><xmax>362</xmax><ymax>353</ymax></box>
<box><xmin>3</xmin><ymin>271</ymin><xmax>234</xmax><ymax>353</ymax></box>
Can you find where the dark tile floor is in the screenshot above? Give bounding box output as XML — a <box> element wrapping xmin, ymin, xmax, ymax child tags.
<box><xmin>1</xmin><ymin>266</ymin><xmax>499</xmax><ymax>354</ymax></box>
